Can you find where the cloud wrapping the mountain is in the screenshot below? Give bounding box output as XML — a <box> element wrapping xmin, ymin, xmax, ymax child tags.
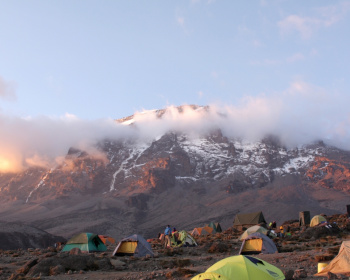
<box><xmin>0</xmin><ymin>114</ymin><xmax>135</xmax><ymax>172</ymax></box>
<box><xmin>0</xmin><ymin>81</ymin><xmax>349</xmax><ymax>172</ymax></box>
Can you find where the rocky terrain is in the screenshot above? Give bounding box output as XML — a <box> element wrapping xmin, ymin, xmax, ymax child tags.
<box><xmin>1</xmin><ymin>213</ymin><xmax>350</xmax><ymax>280</ymax></box>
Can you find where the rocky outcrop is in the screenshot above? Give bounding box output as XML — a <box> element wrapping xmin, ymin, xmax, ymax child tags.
<box><xmin>0</xmin><ymin>222</ymin><xmax>65</xmax><ymax>250</ymax></box>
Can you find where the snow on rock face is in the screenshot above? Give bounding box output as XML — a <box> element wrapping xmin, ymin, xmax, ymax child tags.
<box><xmin>0</xmin><ymin>129</ymin><xmax>349</xmax><ymax>202</ymax></box>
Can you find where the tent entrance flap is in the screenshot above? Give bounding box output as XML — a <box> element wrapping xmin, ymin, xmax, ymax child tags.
<box><xmin>243</xmin><ymin>239</ymin><xmax>262</xmax><ymax>251</ymax></box>
<box><xmin>118</xmin><ymin>241</ymin><xmax>138</xmax><ymax>254</ymax></box>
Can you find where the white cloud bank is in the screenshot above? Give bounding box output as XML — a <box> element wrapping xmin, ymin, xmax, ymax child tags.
<box><xmin>0</xmin><ymin>80</ymin><xmax>349</xmax><ymax>172</ymax></box>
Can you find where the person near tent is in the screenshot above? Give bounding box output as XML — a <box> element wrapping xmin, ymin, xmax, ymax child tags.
<box><xmin>164</xmin><ymin>225</ymin><xmax>172</xmax><ymax>248</ymax></box>
<box><xmin>268</xmin><ymin>221</ymin><xmax>273</xmax><ymax>229</ymax></box>
<box><xmin>272</xmin><ymin>221</ymin><xmax>276</xmax><ymax>229</ymax></box>
<box><xmin>279</xmin><ymin>225</ymin><xmax>284</xmax><ymax>238</ymax></box>
<box><xmin>172</xmin><ymin>227</ymin><xmax>180</xmax><ymax>245</ymax></box>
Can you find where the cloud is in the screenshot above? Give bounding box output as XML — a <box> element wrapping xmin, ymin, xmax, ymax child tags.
<box><xmin>0</xmin><ymin>114</ymin><xmax>135</xmax><ymax>172</ymax></box>
<box><xmin>1</xmin><ymin>81</ymin><xmax>350</xmax><ymax>173</ymax></box>
<box><xmin>278</xmin><ymin>15</ymin><xmax>320</xmax><ymax>39</ymax></box>
<box><xmin>316</xmin><ymin>1</ymin><xmax>350</xmax><ymax>26</ymax></box>
<box><xmin>176</xmin><ymin>15</ymin><xmax>190</xmax><ymax>34</ymax></box>
<box><xmin>286</xmin><ymin>53</ymin><xmax>304</xmax><ymax>63</ymax></box>
<box><xmin>0</xmin><ymin>76</ymin><xmax>16</xmax><ymax>101</ymax></box>
<box><xmin>278</xmin><ymin>2</ymin><xmax>350</xmax><ymax>39</ymax></box>
<box><xmin>177</xmin><ymin>16</ymin><xmax>185</xmax><ymax>27</ymax></box>
<box><xmin>137</xmin><ymin>82</ymin><xmax>350</xmax><ymax>150</ymax></box>
<box><xmin>128</xmin><ymin>83</ymin><xmax>350</xmax><ymax>150</ymax></box>
<box><xmin>211</xmin><ymin>71</ymin><xmax>218</xmax><ymax>79</ymax></box>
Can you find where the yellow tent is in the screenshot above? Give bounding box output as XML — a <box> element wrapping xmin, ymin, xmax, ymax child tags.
<box><xmin>315</xmin><ymin>240</ymin><xmax>350</xmax><ymax>276</ymax></box>
<box><xmin>239</xmin><ymin>225</ymin><xmax>268</xmax><ymax>240</ymax></box>
<box><xmin>192</xmin><ymin>255</ymin><xmax>285</xmax><ymax>280</ymax></box>
<box><xmin>310</xmin><ymin>215</ymin><xmax>327</xmax><ymax>227</ymax></box>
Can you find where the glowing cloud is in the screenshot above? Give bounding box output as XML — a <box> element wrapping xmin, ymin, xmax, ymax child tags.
<box><xmin>1</xmin><ymin>81</ymin><xmax>350</xmax><ymax>173</ymax></box>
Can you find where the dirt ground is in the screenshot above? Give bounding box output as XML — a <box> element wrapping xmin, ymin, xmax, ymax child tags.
<box><xmin>2</xmin><ymin>215</ymin><xmax>350</xmax><ymax>280</ymax></box>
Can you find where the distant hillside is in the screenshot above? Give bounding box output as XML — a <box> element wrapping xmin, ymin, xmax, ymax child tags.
<box><xmin>0</xmin><ymin>221</ymin><xmax>66</xmax><ymax>250</ymax></box>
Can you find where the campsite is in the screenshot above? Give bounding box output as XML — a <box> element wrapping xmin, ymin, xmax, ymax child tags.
<box><xmin>2</xmin><ymin>212</ymin><xmax>350</xmax><ymax>279</ymax></box>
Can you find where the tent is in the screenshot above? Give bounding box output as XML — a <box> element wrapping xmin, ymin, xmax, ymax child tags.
<box><xmin>310</xmin><ymin>215</ymin><xmax>327</xmax><ymax>227</ymax></box>
<box><xmin>62</xmin><ymin>233</ymin><xmax>107</xmax><ymax>253</ymax></box>
<box><xmin>315</xmin><ymin>240</ymin><xmax>350</xmax><ymax>276</ymax></box>
<box><xmin>233</xmin><ymin>211</ymin><xmax>266</xmax><ymax>230</ymax></box>
<box><xmin>191</xmin><ymin>226</ymin><xmax>214</xmax><ymax>236</ymax></box>
<box><xmin>239</xmin><ymin>232</ymin><xmax>278</xmax><ymax>255</ymax></box>
<box><xmin>112</xmin><ymin>234</ymin><xmax>154</xmax><ymax>257</ymax></box>
<box><xmin>191</xmin><ymin>255</ymin><xmax>285</xmax><ymax>280</ymax></box>
<box><xmin>98</xmin><ymin>235</ymin><xmax>116</xmax><ymax>245</ymax></box>
<box><xmin>171</xmin><ymin>230</ymin><xmax>197</xmax><ymax>247</ymax></box>
<box><xmin>299</xmin><ymin>211</ymin><xmax>311</xmax><ymax>226</ymax></box>
<box><xmin>239</xmin><ymin>225</ymin><xmax>269</xmax><ymax>240</ymax></box>
<box><xmin>206</xmin><ymin>222</ymin><xmax>223</xmax><ymax>233</ymax></box>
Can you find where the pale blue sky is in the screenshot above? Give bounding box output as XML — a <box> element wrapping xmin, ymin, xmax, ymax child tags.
<box><xmin>1</xmin><ymin>0</ymin><xmax>349</xmax><ymax>120</ymax></box>
<box><xmin>1</xmin><ymin>0</ymin><xmax>350</xmax><ymax>171</ymax></box>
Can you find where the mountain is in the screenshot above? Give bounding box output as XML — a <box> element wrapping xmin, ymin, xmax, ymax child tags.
<box><xmin>0</xmin><ymin>105</ymin><xmax>350</xmax><ymax>240</ymax></box>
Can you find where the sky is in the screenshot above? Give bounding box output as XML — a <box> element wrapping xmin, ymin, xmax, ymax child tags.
<box><xmin>0</xmin><ymin>0</ymin><xmax>350</xmax><ymax>172</ymax></box>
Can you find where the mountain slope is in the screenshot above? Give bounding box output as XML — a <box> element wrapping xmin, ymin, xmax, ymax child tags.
<box><xmin>0</xmin><ymin>106</ymin><xmax>350</xmax><ymax>239</ymax></box>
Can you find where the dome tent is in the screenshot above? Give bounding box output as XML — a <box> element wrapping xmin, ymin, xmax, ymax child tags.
<box><xmin>112</xmin><ymin>234</ymin><xmax>154</xmax><ymax>257</ymax></box>
<box><xmin>98</xmin><ymin>235</ymin><xmax>116</xmax><ymax>245</ymax></box>
<box><xmin>206</xmin><ymin>222</ymin><xmax>223</xmax><ymax>233</ymax></box>
<box><xmin>191</xmin><ymin>255</ymin><xmax>285</xmax><ymax>280</ymax></box>
<box><xmin>310</xmin><ymin>215</ymin><xmax>327</xmax><ymax>227</ymax></box>
<box><xmin>315</xmin><ymin>240</ymin><xmax>350</xmax><ymax>276</ymax></box>
<box><xmin>239</xmin><ymin>225</ymin><xmax>269</xmax><ymax>240</ymax></box>
<box><xmin>233</xmin><ymin>211</ymin><xmax>267</xmax><ymax>230</ymax></box>
<box><xmin>239</xmin><ymin>232</ymin><xmax>278</xmax><ymax>255</ymax></box>
<box><xmin>62</xmin><ymin>233</ymin><xmax>107</xmax><ymax>253</ymax></box>
<box><xmin>191</xmin><ymin>226</ymin><xmax>213</xmax><ymax>236</ymax></box>
<box><xmin>171</xmin><ymin>230</ymin><xmax>197</xmax><ymax>247</ymax></box>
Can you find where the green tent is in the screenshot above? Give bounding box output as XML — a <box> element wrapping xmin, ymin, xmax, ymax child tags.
<box><xmin>206</xmin><ymin>222</ymin><xmax>223</xmax><ymax>233</ymax></box>
<box><xmin>191</xmin><ymin>255</ymin><xmax>284</xmax><ymax>280</ymax></box>
<box><xmin>171</xmin><ymin>230</ymin><xmax>197</xmax><ymax>247</ymax></box>
<box><xmin>233</xmin><ymin>211</ymin><xmax>266</xmax><ymax>230</ymax></box>
<box><xmin>62</xmin><ymin>233</ymin><xmax>107</xmax><ymax>253</ymax></box>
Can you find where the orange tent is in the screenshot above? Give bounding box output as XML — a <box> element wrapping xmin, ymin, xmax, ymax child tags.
<box><xmin>203</xmin><ymin>226</ymin><xmax>214</xmax><ymax>234</ymax></box>
<box><xmin>98</xmin><ymin>235</ymin><xmax>116</xmax><ymax>245</ymax></box>
<box><xmin>191</xmin><ymin>226</ymin><xmax>214</xmax><ymax>236</ymax></box>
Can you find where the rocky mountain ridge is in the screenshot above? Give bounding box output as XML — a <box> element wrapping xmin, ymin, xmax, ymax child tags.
<box><xmin>0</xmin><ymin>106</ymin><xmax>350</xmax><ymax>239</ymax></box>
